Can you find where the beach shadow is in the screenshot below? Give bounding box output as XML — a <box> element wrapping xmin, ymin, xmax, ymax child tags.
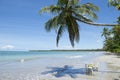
<box><xmin>41</xmin><ymin>65</ymin><xmax>86</xmax><ymax>78</ymax></box>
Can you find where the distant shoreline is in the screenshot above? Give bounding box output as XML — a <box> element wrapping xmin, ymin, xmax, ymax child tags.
<box><xmin>29</xmin><ymin>49</ymin><xmax>104</xmax><ymax>52</ymax></box>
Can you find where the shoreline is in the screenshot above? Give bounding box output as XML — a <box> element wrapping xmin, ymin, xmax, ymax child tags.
<box><xmin>39</xmin><ymin>53</ymin><xmax>120</xmax><ymax>80</ymax></box>
<box><xmin>0</xmin><ymin>52</ymin><xmax>120</xmax><ymax>80</ymax></box>
<box><xmin>36</xmin><ymin>53</ymin><xmax>120</xmax><ymax>80</ymax></box>
<box><xmin>94</xmin><ymin>53</ymin><xmax>120</xmax><ymax>67</ymax></box>
<box><xmin>29</xmin><ymin>49</ymin><xmax>104</xmax><ymax>52</ymax></box>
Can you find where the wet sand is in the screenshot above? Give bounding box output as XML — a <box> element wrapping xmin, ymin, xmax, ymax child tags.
<box><xmin>0</xmin><ymin>53</ymin><xmax>120</xmax><ymax>80</ymax></box>
<box><xmin>38</xmin><ymin>54</ymin><xmax>120</xmax><ymax>80</ymax></box>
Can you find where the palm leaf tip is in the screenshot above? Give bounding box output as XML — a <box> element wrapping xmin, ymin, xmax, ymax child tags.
<box><xmin>56</xmin><ymin>26</ymin><xmax>64</xmax><ymax>47</ymax></box>
<box><xmin>40</xmin><ymin>5</ymin><xmax>61</xmax><ymax>14</ymax></box>
<box><xmin>68</xmin><ymin>0</ymin><xmax>79</xmax><ymax>6</ymax></box>
<box><xmin>68</xmin><ymin>26</ymin><xmax>75</xmax><ymax>47</ymax></box>
<box><xmin>86</xmin><ymin>3</ymin><xmax>99</xmax><ymax>11</ymax></box>
<box><xmin>39</xmin><ymin>7</ymin><xmax>50</xmax><ymax>14</ymax></box>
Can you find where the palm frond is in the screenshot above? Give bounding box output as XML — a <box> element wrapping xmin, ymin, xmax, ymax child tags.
<box><xmin>72</xmin><ymin>18</ymin><xmax>80</xmax><ymax>43</ymax></box>
<box><xmin>45</xmin><ymin>13</ymin><xmax>67</xmax><ymax>32</ymax></box>
<box><xmin>57</xmin><ymin>0</ymin><xmax>68</xmax><ymax>7</ymax></box>
<box><xmin>74</xmin><ymin>3</ymin><xmax>99</xmax><ymax>19</ymax></box>
<box><xmin>65</xmin><ymin>17</ymin><xmax>75</xmax><ymax>47</ymax></box>
<box><xmin>69</xmin><ymin>16</ymin><xmax>80</xmax><ymax>43</ymax></box>
<box><xmin>66</xmin><ymin>15</ymin><xmax>80</xmax><ymax>47</ymax></box>
<box><xmin>56</xmin><ymin>25</ymin><xmax>65</xmax><ymax>46</ymax></box>
<box><xmin>83</xmin><ymin>3</ymin><xmax>99</xmax><ymax>11</ymax></box>
<box><xmin>68</xmin><ymin>26</ymin><xmax>75</xmax><ymax>47</ymax></box>
<box><xmin>45</xmin><ymin>16</ymin><xmax>59</xmax><ymax>31</ymax></box>
<box><xmin>108</xmin><ymin>0</ymin><xmax>119</xmax><ymax>6</ymax></box>
<box><xmin>85</xmin><ymin>9</ymin><xmax>98</xmax><ymax>20</ymax></box>
<box><xmin>72</xmin><ymin>11</ymin><xmax>93</xmax><ymax>22</ymax></box>
<box><xmin>40</xmin><ymin>5</ymin><xmax>61</xmax><ymax>14</ymax></box>
<box><xmin>68</xmin><ymin>0</ymin><xmax>79</xmax><ymax>6</ymax></box>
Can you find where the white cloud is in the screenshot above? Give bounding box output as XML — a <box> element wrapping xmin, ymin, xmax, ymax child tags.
<box><xmin>1</xmin><ymin>45</ymin><xmax>15</xmax><ymax>50</ymax></box>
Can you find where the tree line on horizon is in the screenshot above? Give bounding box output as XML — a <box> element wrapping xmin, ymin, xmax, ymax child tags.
<box><xmin>40</xmin><ymin>0</ymin><xmax>120</xmax><ymax>53</ymax></box>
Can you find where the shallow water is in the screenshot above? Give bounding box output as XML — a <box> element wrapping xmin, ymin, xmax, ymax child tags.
<box><xmin>0</xmin><ymin>51</ymin><xmax>105</xmax><ymax>80</ymax></box>
<box><xmin>0</xmin><ymin>51</ymin><xmax>104</xmax><ymax>62</ymax></box>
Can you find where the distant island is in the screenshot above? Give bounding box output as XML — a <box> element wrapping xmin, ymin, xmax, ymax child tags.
<box><xmin>29</xmin><ymin>49</ymin><xmax>104</xmax><ymax>52</ymax></box>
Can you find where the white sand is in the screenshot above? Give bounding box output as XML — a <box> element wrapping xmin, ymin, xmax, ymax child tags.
<box><xmin>94</xmin><ymin>54</ymin><xmax>120</xmax><ymax>67</ymax></box>
<box><xmin>0</xmin><ymin>53</ymin><xmax>120</xmax><ymax>80</ymax></box>
<box><xmin>39</xmin><ymin>54</ymin><xmax>120</xmax><ymax>80</ymax></box>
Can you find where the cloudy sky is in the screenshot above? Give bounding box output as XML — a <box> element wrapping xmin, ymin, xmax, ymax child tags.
<box><xmin>0</xmin><ymin>0</ymin><xmax>119</xmax><ymax>51</ymax></box>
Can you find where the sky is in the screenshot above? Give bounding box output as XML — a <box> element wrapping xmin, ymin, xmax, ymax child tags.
<box><xmin>0</xmin><ymin>0</ymin><xmax>119</xmax><ymax>51</ymax></box>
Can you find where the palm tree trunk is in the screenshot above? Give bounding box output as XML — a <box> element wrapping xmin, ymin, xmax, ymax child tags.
<box><xmin>74</xmin><ymin>17</ymin><xmax>120</xmax><ymax>27</ymax></box>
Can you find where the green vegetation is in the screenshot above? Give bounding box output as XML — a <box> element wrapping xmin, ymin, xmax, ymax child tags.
<box><xmin>108</xmin><ymin>0</ymin><xmax>120</xmax><ymax>10</ymax></box>
<box><xmin>40</xmin><ymin>0</ymin><xmax>120</xmax><ymax>47</ymax></box>
<box><xmin>40</xmin><ymin>0</ymin><xmax>99</xmax><ymax>47</ymax></box>
<box><xmin>102</xmin><ymin>0</ymin><xmax>120</xmax><ymax>54</ymax></box>
<box><xmin>40</xmin><ymin>0</ymin><xmax>120</xmax><ymax>54</ymax></box>
<box><xmin>102</xmin><ymin>25</ymin><xmax>120</xmax><ymax>54</ymax></box>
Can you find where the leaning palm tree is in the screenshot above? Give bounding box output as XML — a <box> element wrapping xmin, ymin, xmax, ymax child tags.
<box><xmin>40</xmin><ymin>0</ymin><xmax>120</xmax><ymax>47</ymax></box>
<box><xmin>40</xmin><ymin>0</ymin><xmax>100</xmax><ymax>47</ymax></box>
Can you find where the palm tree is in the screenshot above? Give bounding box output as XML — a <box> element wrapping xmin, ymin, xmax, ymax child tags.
<box><xmin>40</xmin><ymin>0</ymin><xmax>100</xmax><ymax>47</ymax></box>
<box><xmin>40</xmin><ymin>0</ymin><xmax>120</xmax><ymax>47</ymax></box>
<box><xmin>112</xmin><ymin>25</ymin><xmax>120</xmax><ymax>44</ymax></box>
<box><xmin>108</xmin><ymin>0</ymin><xmax>120</xmax><ymax>10</ymax></box>
<box><xmin>101</xmin><ymin>27</ymin><xmax>110</xmax><ymax>40</ymax></box>
<box><xmin>103</xmin><ymin>25</ymin><xmax>120</xmax><ymax>52</ymax></box>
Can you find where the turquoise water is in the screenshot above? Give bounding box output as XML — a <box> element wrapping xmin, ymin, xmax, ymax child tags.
<box><xmin>0</xmin><ymin>51</ymin><xmax>105</xmax><ymax>80</ymax></box>
<box><xmin>0</xmin><ymin>51</ymin><xmax>104</xmax><ymax>62</ymax></box>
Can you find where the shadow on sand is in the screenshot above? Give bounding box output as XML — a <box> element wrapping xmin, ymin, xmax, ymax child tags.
<box><xmin>41</xmin><ymin>65</ymin><xmax>86</xmax><ymax>78</ymax></box>
<box><xmin>41</xmin><ymin>65</ymin><xmax>120</xmax><ymax>78</ymax></box>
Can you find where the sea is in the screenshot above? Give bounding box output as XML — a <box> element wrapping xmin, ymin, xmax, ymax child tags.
<box><xmin>0</xmin><ymin>51</ymin><xmax>104</xmax><ymax>62</ymax></box>
<box><xmin>0</xmin><ymin>51</ymin><xmax>105</xmax><ymax>80</ymax></box>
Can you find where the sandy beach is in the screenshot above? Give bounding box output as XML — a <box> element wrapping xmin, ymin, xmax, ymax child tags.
<box><xmin>92</xmin><ymin>54</ymin><xmax>120</xmax><ymax>80</ymax></box>
<box><xmin>0</xmin><ymin>52</ymin><xmax>120</xmax><ymax>80</ymax></box>
<box><xmin>39</xmin><ymin>54</ymin><xmax>120</xmax><ymax>80</ymax></box>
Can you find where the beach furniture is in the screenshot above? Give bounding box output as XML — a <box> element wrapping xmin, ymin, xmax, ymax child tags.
<box><xmin>85</xmin><ymin>64</ymin><xmax>98</xmax><ymax>75</ymax></box>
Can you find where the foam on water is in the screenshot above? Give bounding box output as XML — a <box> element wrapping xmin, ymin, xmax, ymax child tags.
<box><xmin>20</xmin><ymin>59</ymin><xmax>24</xmax><ymax>63</ymax></box>
<box><xmin>0</xmin><ymin>51</ymin><xmax>105</xmax><ymax>80</ymax></box>
<box><xmin>67</xmin><ymin>55</ymin><xmax>83</xmax><ymax>59</ymax></box>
